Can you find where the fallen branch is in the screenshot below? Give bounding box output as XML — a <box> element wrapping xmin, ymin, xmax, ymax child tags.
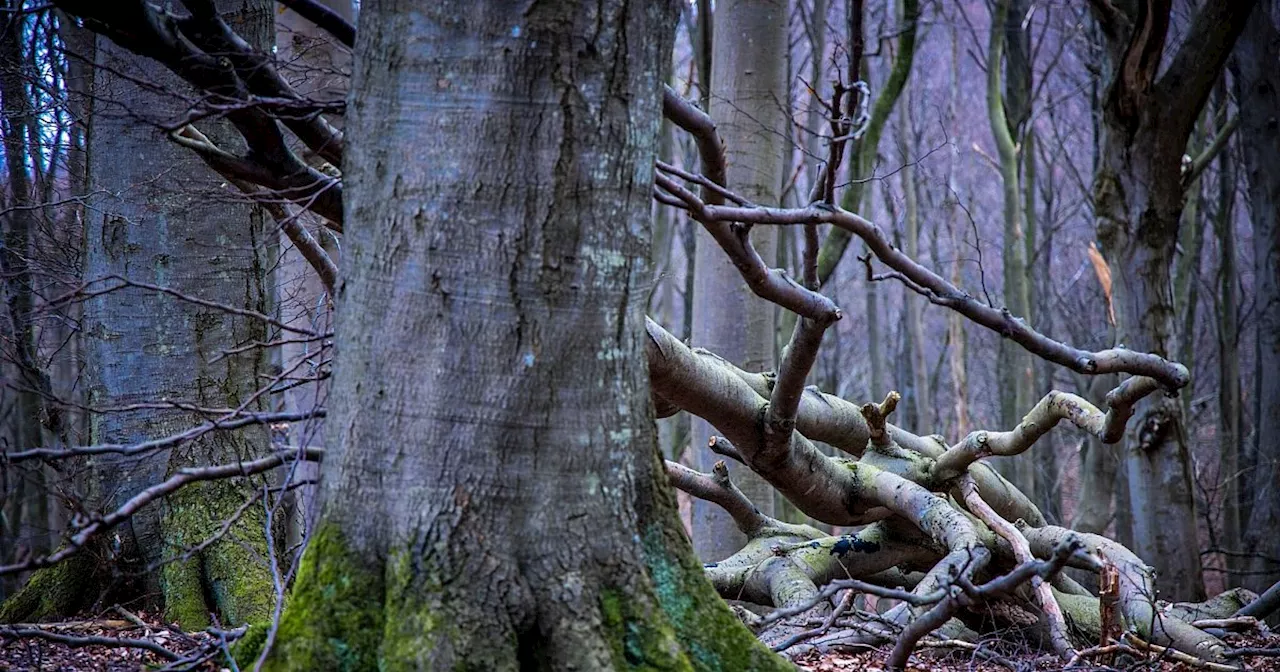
<box><xmin>886</xmin><ymin>537</ymin><xmax>1081</xmax><ymax>671</ymax></box>
<box><xmin>931</xmin><ymin>380</ymin><xmax>1162</xmax><ymax>481</ymax></box>
<box><xmin>958</xmin><ymin>475</ymin><xmax>1075</xmax><ymax>659</ymax></box>
<box><xmin>1123</xmin><ymin>633</ymin><xmax>1240</xmax><ymax>671</ymax></box>
<box><xmin>0</xmin><ymin>626</ymin><xmax>179</xmax><ymax>661</ymax></box>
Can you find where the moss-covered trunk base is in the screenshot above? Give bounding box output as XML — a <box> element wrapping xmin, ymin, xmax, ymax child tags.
<box><xmin>257</xmin><ymin>520</ymin><xmax>792</xmax><ymax>672</ymax></box>
<box><xmin>160</xmin><ymin>479</ymin><xmax>275</xmax><ymax>628</ymax></box>
<box><xmin>0</xmin><ymin>553</ymin><xmax>100</xmax><ymax>623</ymax></box>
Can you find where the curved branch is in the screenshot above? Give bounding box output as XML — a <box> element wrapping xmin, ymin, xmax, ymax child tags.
<box><xmin>665</xmin><ymin>460</ymin><xmax>768</xmax><ymax>536</ymax></box>
<box><xmin>1022</xmin><ymin>525</ymin><xmax>1227</xmax><ymax>662</ymax></box>
<box><xmin>932</xmin><ymin>378</ymin><xmax>1162</xmax><ymax>481</ymax></box>
<box><xmin>959</xmin><ymin>476</ymin><xmax>1074</xmax><ymax>659</ymax></box>
<box><xmin>887</xmin><ymin>538</ymin><xmax>1081</xmax><ymax>671</ymax></box>
<box><xmin>275</xmin><ymin>0</ymin><xmax>355</xmax><ymax>48</ymax></box>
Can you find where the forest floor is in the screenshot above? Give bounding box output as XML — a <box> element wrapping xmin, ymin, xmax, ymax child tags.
<box><xmin>791</xmin><ymin>636</ymin><xmax>1280</xmax><ymax>671</ymax></box>
<box><xmin>0</xmin><ymin>616</ymin><xmax>1277</xmax><ymax>671</ymax></box>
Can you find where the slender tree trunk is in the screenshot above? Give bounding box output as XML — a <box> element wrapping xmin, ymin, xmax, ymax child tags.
<box><xmin>1212</xmin><ymin>141</ymin><xmax>1242</xmax><ymax>588</ymax></box>
<box><xmin>266</xmin><ymin>3</ymin><xmax>790</xmax><ymax>669</ymax></box>
<box><xmin>1232</xmin><ymin>0</ymin><xmax>1280</xmax><ymax>594</ymax></box>
<box><xmin>897</xmin><ymin>97</ymin><xmax>931</xmax><ymax>432</ymax></box>
<box><xmin>815</xmin><ymin>0</ymin><xmax>918</xmax><ymax>284</ymax></box>
<box><xmin>945</xmin><ymin>16</ymin><xmax>969</xmax><ymax>438</ymax></box>
<box><xmin>988</xmin><ymin>0</ymin><xmax>1034</xmax><ymax>497</ymax></box>
<box><xmin>273</xmin><ymin>0</ymin><xmax>349</xmax><ymax>548</ymax></box>
<box><xmin>690</xmin><ymin>0</ymin><xmax>786</xmax><ymax>561</ymax></box>
<box><xmin>0</xmin><ymin>3</ymin><xmax>51</xmax><ymax>590</ymax></box>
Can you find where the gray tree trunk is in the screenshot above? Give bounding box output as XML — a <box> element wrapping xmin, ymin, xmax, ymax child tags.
<box><xmin>690</xmin><ymin>0</ymin><xmax>785</xmax><ymax>561</ymax></box>
<box><xmin>1087</xmin><ymin>0</ymin><xmax>1255</xmax><ymax>602</ymax></box>
<box><xmin>265</xmin><ymin>3</ymin><xmax>790</xmax><ymax>669</ymax></box>
<box><xmin>272</xmin><ymin>0</ymin><xmax>350</xmax><ymax>551</ymax></box>
<box><xmin>1211</xmin><ymin>134</ymin><xmax>1242</xmax><ymax>588</ymax></box>
<box><xmin>989</xmin><ymin>0</ymin><xmax>1035</xmax><ymax>498</ymax></box>
<box><xmin>2</xmin><ymin>0</ymin><xmax>278</xmax><ymax>627</ymax></box>
<box><xmin>1233</xmin><ymin>0</ymin><xmax>1280</xmax><ymax>594</ymax></box>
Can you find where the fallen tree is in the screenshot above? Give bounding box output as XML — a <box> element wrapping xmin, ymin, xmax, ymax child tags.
<box><xmin>642</xmin><ymin>87</ymin><xmax>1270</xmax><ymax>668</ymax></box>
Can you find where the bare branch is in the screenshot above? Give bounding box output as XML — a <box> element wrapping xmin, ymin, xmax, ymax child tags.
<box><xmin>652</xmin><ymin>183</ymin><xmax>1189</xmax><ymax>389</ymax></box>
<box><xmin>887</xmin><ymin>537</ymin><xmax>1082</xmax><ymax>670</ymax></box>
<box><xmin>959</xmin><ymin>475</ymin><xmax>1074</xmax><ymax>659</ymax></box>
<box><xmin>275</xmin><ymin>0</ymin><xmax>355</xmax><ymax>48</ymax></box>
<box><xmin>761</xmin><ymin>317</ymin><xmax>827</xmax><ymax>465</ymax></box>
<box><xmin>0</xmin><ymin>626</ymin><xmax>179</xmax><ymax>661</ymax></box>
<box><xmin>665</xmin><ymin>460</ymin><xmax>769</xmax><ymax>536</ymax></box>
<box><xmin>0</xmin><ymin>447</ymin><xmax>323</xmax><ymax>576</ymax></box>
<box><xmin>1182</xmin><ymin>114</ymin><xmax>1239</xmax><ymax>188</ymax></box>
<box><xmin>4</xmin><ymin>409</ymin><xmax>324</xmax><ymax>462</ymax></box>
<box><xmin>931</xmin><ymin>378</ymin><xmax>1161</xmax><ymax>481</ymax></box>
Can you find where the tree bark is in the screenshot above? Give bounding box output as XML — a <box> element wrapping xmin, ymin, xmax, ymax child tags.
<box><xmin>989</xmin><ymin>0</ymin><xmax>1035</xmax><ymax>499</ymax></box>
<box><xmin>272</xmin><ymin>0</ymin><xmax>349</xmax><ymax>551</ymax></box>
<box><xmin>2</xmin><ymin>0</ymin><xmax>278</xmax><ymax>627</ymax></box>
<box><xmin>1232</xmin><ymin>0</ymin><xmax>1280</xmax><ymax>595</ymax></box>
<box><xmin>265</xmin><ymin>2</ymin><xmax>790</xmax><ymax>669</ymax></box>
<box><xmin>1089</xmin><ymin>0</ymin><xmax>1255</xmax><ymax>602</ymax></box>
<box><xmin>689</xmin><ymin>0</ymin><xmax>786</xmax><ymax>561</ymax></box>
<box><xmin>1211</xmin><ymin>128</ymin><xmax>1242</xmax><ymax>588</ymax></box>
<box><xmin>0</xmin><ymin>1</ymin><xmax>53</xmax><ymax>593</ymax></box>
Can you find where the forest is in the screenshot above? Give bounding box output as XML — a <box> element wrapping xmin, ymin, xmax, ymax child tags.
<box><xmin>0</xmin><ymin>0</ymin><xmax>1278</xmax><ymax>670</ymax></box>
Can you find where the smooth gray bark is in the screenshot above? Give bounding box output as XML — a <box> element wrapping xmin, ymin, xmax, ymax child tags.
<box><xmin>690</xmin><ymin>0</ymin><xmax>786</xmax><ymax>561</ymax></box>
<box><xmin>74</xmin><ymin>0</ymin><xmax>275</xmax><ymax>627</ymax></box>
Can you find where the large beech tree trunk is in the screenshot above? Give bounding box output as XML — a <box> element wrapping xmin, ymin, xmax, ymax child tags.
<box><xmin>1</xmin><ymin>0</ymin><xmax>278</xmax><ymax>627</ymax></box>
<box><xmin>266</xmin><ymin>2</ymin><xmax>789</xmax><ymax>669</ymax></box>
<box><xmin>1233</xmin><ymin>0</ymin><xmax>1280</xmax><ymax>594</ymax></box>
<box><xmin>690</xmin><ymin>0</ymin><xmax>785</xmax><ymax>562</ymax></box>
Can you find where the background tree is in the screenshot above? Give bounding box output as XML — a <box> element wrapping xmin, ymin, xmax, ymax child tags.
<box><xmin>1232</xmin><ymin>0</ymin><xmax>1280</xmax><ymax>595</ymax></box>
<box><xmin>0</xmin><ymin>0</ymin><xmax>279</xmax><ymax>626</ymax></box>
<box><xmin>1088</xmin><ymin>0</ymin><xmax>1255</xmax><ymax>601</ymax></box>
<box><xmin>689</xmin><ymin>0</ymin><xmax>786</xmax><ymax>560</ymax></box>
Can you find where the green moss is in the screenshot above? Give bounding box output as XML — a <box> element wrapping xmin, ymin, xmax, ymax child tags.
<box><xmin>262</xmin><ymin>524</ymin><xmax>385</xmax><ymax>671</ymax></box>
<box><xmin>230</xmin><ymin>621</ymin><xmax>270</xmax><ymax>668</ymax></box>
<box><xmin>599</xmin><ymin>588</ymin><xmax>689</xmax><ymax>671</ymax></box>
<box><xmin>161</xmin><ymin>556</ymin><xmax>209</xmax><ymax>628</ymax></box>
<box><xmin>376</xmin><ymin>548</ymin><xmax>447</xmax><ymax>668</ymax></box>
<box><xmin>1054</xmin><ymin>589</ymin><xmax>1100</xmax><ymax>645</ymax></box>
<box><xmin>0</xmin><ymin>552</ymin><xmax>98</xmax><ymax>623</ymax></box>
<box><xmin>160</xmin><ymin>477</ymin><xmax>274</xmax><ymax>628</ymax></box>
<box><xmin>640</xmin><ymin>524</ymin><xmax>793</xmax><ymax>672</ymax></box>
